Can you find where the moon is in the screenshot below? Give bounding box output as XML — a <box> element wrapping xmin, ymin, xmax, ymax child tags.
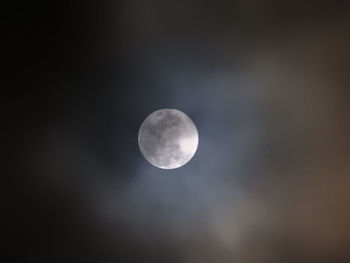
<box><xmin>138</xmin><ymin>109</ymin><xmax>199</xmax><ymax>169</ymax></box>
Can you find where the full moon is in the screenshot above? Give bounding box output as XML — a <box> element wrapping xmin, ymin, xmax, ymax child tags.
<box><xmin>138</xmin><ymin>109</ymin><xmax>199</xmax><ymax>169</ymax></box>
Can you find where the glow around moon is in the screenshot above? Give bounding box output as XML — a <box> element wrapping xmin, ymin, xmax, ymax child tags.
<box><xmin>138</xmin><ymin>109</ymin><xmax>199</xmax><ymax>169</ymax></box>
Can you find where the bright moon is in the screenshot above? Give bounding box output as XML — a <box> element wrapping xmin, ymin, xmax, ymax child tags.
<box><xmin>138</xmin><ymin>109</ymin><xmax>199</xmax><ymax>169</ymax></box>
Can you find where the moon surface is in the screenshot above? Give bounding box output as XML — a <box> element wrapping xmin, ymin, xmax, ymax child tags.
<box><xmin>138</xmin><ymin>109</ymin><xmax>199</xmax><ymax>169</ymax></box>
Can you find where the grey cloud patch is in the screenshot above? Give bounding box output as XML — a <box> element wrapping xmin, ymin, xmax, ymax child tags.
<box><xmin>21</xmin><ymin>1</ymin><xmax>350</xmax><ymax>262</ymax></box>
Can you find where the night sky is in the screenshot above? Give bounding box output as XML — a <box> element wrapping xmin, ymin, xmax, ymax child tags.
<box><xmin>5</xmin><ymin>1</ymin><xmax>350</xmax><ymax>262</ymax></box>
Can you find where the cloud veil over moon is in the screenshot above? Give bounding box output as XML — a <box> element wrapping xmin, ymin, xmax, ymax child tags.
<box><xmin>6</xmin><ymin>1</ymin><xmax>350</xmax><ymax>263</ymax></box>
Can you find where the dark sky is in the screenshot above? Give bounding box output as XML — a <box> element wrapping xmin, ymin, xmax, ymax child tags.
<box><xmin>5</xmin><ymin>1</ymin><xmax>350</xmax><ymax>262</ymax></box>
